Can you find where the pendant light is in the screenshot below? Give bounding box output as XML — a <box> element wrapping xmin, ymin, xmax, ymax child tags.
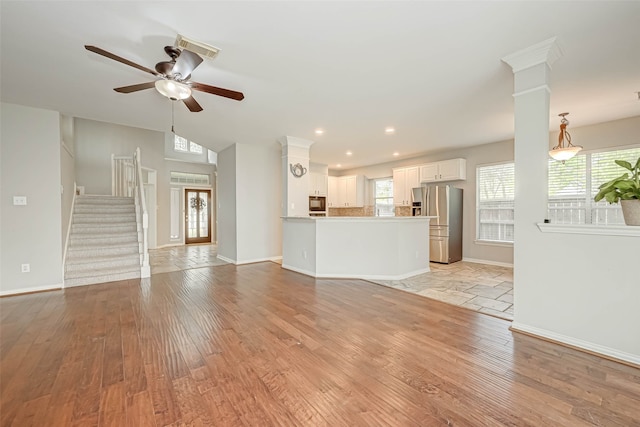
<box><xmin>549</xmin><ymin>112</ymin><xmax>582</xmax><ymax>163</ymax></box>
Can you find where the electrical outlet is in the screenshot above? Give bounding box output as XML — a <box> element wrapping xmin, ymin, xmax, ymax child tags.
<box><xmin>21</xmin><ymin>264</ymin><xmax>30</xmax><ymax>273</ymax></box>
<box><xmin>415</xmin><ymin>251</ymin><xmax>419</xmax><ymax>258</ymax></box>
<box><xmin>13</xmin><ymin>196</ymin><xmax>27</xmax><ymax>206</ymax></box>
<box><xmin>302</xmin><ymin>250</ymin><xmax>307</xmax><ymax>259</ymax></box>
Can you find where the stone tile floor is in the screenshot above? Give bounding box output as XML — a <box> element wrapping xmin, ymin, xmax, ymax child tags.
<box><xmin>368</xmin><ymin>261</ymin><xmax>514</xmax><ymax>320</ymax></box>
<box><xmin>150</xmin><ymin>246</ymin><xmax>513</xmax><ymax>320</ymax></box>
<box><xmin>149</xmin><ymin>243</ymin><xmax>228</xmax><ymax>274</ymax></box>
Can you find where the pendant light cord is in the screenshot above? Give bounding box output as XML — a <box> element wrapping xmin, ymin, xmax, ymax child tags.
<box><xmin>171</xmin><ymin>102</ymin><xmax>175</xmax><ymax>134</ymax></box>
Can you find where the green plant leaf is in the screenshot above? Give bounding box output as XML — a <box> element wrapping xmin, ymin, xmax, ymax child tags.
<box><xmin>615</xmin><ymin>160</ymin><xmax>633</xmax><ymax>171</ymax></box>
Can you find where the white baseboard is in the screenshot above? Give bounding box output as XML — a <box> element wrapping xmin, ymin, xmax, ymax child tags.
<box><xmin>462</xmin><ymin>257</ymin><xmax>514</xmax><ymax>268</ymax></box>
<box><xmin>236</xmin><ymin>256</ymin><xmax>282</xmax><ymax>265</ymax></box>
<box><xmin>218</xmin><ymin>255</ymin><xmax>283</xmax><ymax>266</ymax></box>
<box><xmin>280</xmin><ymin>265</ymin><xmax>431</xmax><ymax>281</ymax></box>
<box><xmin>216</xmin><ymin>255</ymin><xmax>236</xmax><ymax>264</ymax></box>
<box><xmin>511</xmin><ymin>322</ymin><xmax>640</xmax><ymax>367</ymax></box>
<box><xmin>0</xmin><ymin>283</ymin><xmax>63</xmax><ymax>297</ymax></box>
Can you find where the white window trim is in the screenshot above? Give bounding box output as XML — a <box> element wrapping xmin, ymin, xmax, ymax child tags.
<box><xmin>474</xmin><ymin>239</ymin><xmax>514</xmax><ymax>247</ymax></box>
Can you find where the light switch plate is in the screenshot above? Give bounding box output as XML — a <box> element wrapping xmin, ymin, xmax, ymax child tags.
<box><xmin>13</xmin><ymin>196</ymin><xmax>27</xmax><ymax>206</ymax></box>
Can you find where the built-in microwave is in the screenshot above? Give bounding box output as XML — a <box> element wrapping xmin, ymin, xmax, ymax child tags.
<box><xmin>309</xmin><ymin>196</ymin><xmax>326</xmax><ymax>212</ymax></box>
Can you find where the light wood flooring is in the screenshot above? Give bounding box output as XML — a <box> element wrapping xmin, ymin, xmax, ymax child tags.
<box><xmin>1</xmin><ymin>262</ymin><xmax>639</xmax><ymax>426</ymax></box>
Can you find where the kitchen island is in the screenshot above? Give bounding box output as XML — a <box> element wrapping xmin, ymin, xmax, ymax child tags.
<box><xmin>282</xmin><ymin>216</ymin><xmax>434</xmax><ymax>280</ymax></box>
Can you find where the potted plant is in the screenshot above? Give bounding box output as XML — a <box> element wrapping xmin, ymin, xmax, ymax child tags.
<box><xmin>594</xmin><ymin>156</ymin><xmax>640</xmax><ymax>226</ymax></box>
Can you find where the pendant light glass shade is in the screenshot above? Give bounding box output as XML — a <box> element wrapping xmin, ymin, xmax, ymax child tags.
<box><xmin>549</xmin><ymin>113</ymin><xmax>582</xmax><ymax>162</ymax></box>
<box><xmin>155</xmin><ymin>79</ymin><xmax>192</xmax><ymax>100</ymax></box>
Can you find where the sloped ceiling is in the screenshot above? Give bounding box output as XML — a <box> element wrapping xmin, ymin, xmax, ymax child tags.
<box><xmin>1</xmin><ymin>1</ymin><xmax>639</xmax><ymax>170</ymax></box>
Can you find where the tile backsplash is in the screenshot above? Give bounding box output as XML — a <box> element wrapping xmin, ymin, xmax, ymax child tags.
<box><xmin>327</xmin><ymin>205</ymin><xmax>412</xmax><ymax>217</ymax></box>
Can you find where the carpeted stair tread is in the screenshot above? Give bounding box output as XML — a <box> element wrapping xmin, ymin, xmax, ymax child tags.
<box><xmin>64</xmin><ymin>270</ymin><xmax>141</xmax><ymax>287</ymax></box>
<box><xmin>75</xmin><ymin>196</ymin><xmax>135</xmax><ymax>205</ymax></box>
<box><xmin>67</xmin><ymin>242</ymin><xmax>140</xmax><ymax>258</ymax></box>
<box><xmin>69</xmin><ymin>234</ymin><xmax>139</xmax><ymax>246</ymax></box>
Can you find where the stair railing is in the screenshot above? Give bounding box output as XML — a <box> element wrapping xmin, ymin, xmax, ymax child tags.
<box><xmin>111</xmin><ymin>154</ymin><xmax>135</xmax><ymax>197</ymax></box>
<box><xmin>132</xmin><ymin>147</ymin><xmax>151</xmax><ymax>278</ymax></box>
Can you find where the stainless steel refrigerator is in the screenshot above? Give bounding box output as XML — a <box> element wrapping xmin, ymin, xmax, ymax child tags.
<box><xmin>413</xmin><ymin>185</ymin><xmax>463</xmax><ymax>264</ymax></box>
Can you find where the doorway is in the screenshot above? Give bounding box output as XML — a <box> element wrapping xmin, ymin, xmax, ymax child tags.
<box><xmin>185</xmin><ymin>189</ymin><xmax>212</xmax><ymax>244</ymax></box>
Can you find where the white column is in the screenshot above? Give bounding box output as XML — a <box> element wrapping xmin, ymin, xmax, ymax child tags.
<box><xmin>280</xmin><ymin>136</ymin><xmax>314</xmax><ymax>217</ymax></box>
<box><xmin>502</xmin><ymin>37</ymin><xmax>562</xmax><ymax>320</ymax></box>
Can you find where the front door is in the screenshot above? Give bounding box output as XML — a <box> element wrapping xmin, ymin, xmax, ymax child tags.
<box><xmin>185</xmin><ymin>189</ymin><xmax>211</xmax><ymax>244</ymax></box>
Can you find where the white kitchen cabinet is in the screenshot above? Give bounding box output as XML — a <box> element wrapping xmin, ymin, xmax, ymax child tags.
<box><xmin>327</xmin><ymin>176</ymin><xmax>339</xmax><ymax>207</ymax></box>
<box><xmin>328</xmin><ymin>175</ymin><xmax>365</xmax><ymax>207</ymax></box>
<box><xmin>393</xmin><ymin>166</ymin><xmax>420</xmax><ymax>206</ymax></box>
<box><xmin>420</xmin><ymin>158</ymin><xmax>466</xmax><ymax>182</ymax></box>
<box><xmin>309</xmin><ymin>172</ymin><xmax>328</xmax><ymax>196</ymax></box>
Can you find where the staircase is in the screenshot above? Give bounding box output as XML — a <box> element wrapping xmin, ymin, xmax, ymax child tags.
<box><xmin>64</xmin><ymin>195</ymin><xmax>142</xmax><ymax>287</ymax></box>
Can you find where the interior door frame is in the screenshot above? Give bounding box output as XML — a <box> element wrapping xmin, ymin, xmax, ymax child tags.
<box><xmin>184</xmin><ymin>188</ymin><xmax>212</xmax><ymax>244</ymax></box>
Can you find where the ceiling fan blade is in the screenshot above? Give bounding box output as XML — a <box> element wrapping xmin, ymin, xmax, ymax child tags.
<box><xmin>172</xmin><ymin>49</ymin><xmax>203</xmax><ymax>80</ymax></box>
<box><xmin>191</xmin><ymin>82</ymin><xmax>245</xmax><ymax>101</ymax></box>
<box><xmin>114</xmin><ymin>82</ymin><xmax>156</xmax><ymax>93</ymax></box>
<box><xmin>183</xmin><ymin>96</ymin><xmax>203</xmax><ymax>112</ymax></box>
<box><xmin>85</xmin><ymin>45</ymin><xmax>158</xmax><ymax>76</ymax></box>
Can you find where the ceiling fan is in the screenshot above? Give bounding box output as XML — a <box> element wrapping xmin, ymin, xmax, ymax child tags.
<box><xmin>85</xmin><ymin>44</ymin><xmax>244</xmax><ymax>112</ymax></box>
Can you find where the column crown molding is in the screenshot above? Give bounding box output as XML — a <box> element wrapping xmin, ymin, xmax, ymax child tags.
<box><xmin>279</xmin><ymin>136</ymin><xmax>315</xmax><ymax>149</ymax></box>
<box><xmin>502</xmin><ymin>37</ymin><xmax>563</xmax><ymax>73</ymax></box>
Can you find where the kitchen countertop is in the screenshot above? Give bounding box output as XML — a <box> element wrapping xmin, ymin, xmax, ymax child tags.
<box><xmin>283</xmin><ymin>216</ymin><xmax>436</xmax><ymax>221</ymax></box>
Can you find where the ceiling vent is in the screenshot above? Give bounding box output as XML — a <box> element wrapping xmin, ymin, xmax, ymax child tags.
<box><xmin>175</xmin><ymin>34</ymin><xmax>220</xmax><ymax>60</ymax></box>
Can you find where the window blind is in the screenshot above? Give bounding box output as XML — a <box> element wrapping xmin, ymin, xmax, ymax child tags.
<box><xmin>477</xmin><ymin>163</ymin><xmax>514</xmax><ymax>243</ymax></box>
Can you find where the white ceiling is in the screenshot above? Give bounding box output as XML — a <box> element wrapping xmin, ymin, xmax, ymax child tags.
<box><xmin>2</xmin><ymin>1</ymin><xmax>639</xmax><ymax>170</ymax></box>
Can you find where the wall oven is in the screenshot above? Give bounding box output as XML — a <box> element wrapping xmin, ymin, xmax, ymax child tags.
<box><xmin>309</xmin><ymin>196</ymin><xmax>326</xmax><ymax>213</ymax></box>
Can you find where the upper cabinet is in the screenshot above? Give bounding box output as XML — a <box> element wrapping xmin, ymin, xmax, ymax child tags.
<box><xmin>420</xmin><ymin>158</ymin><xmax>466</xmax><ymax>183</ymax></box>
<box><xmin>392</xmin><ymin>166</ymin><xmax>420</xmax><ymax>206</ymax></box>
<box><xmin>327</xmin><ymin>175</ymin><xmax>365</xmax><ymax>207</ymax></box>
<box><xmin>309</xmin><ymin>172</ymin><xmax>328</xmax><ymax>196</ymax></box>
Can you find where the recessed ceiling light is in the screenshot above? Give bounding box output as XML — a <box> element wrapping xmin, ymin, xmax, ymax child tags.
<box><xmin>315</xmin><ymin>129</ymin><xmax>324</xmax><ymax>135</ymax></box>
<box><xmin>385</xmin><ymin>127</ymin><xmax>395</xmax><ymax>134</ymax></box>
<box><xmin>346</xmin><ymin>151</ymin><xmax>353</xmax><ymax>156</ymax></box>
<box><xmin>336</xmin><ymin>164</ymin><xmax>342</xmax><ymax>168</ymax></box>
<box><xmin>393</xmin><ymin>152</ymin><xmax>400</xmax><ymax>157</ymax></box>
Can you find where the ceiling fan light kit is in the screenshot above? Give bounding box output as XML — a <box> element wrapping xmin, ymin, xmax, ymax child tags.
<box><xmin>155</xmin><ymin>79</ymin><xmax>192</xmax><ymax>100</ymax></box>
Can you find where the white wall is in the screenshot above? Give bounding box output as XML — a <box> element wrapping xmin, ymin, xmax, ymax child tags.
<box><xmin>1</xmin><ymin>103</ymin><xmax>63</xmax><ymax>294</ymax></box>
<box><xmin>216</xmin><ymin>143</ymin><xmax>282</xmax><ymax>264</ymax></box>
<box><xmin>216</xmin><ymin>144</ymin><xmax>237</xmax><ymax>261</ymax></box>
<box><xmin>60</xmin><ymin>114</ymin><xmax>75</xmax><ymax>253</ymax></box>
<box><xmin>236</xmin><ymin>144</ymin><xmax>282</xmax><ymax>263</ymax></box>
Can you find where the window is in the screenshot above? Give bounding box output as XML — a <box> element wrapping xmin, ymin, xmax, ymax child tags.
<box><xmin>374</xmin><ymin>178</ymin><xmax>394</xmax><ymax>216</ymax></box>
<box><xmin>174</xmin><ymin>134</ymin><xmax>204</xmax><ymax>154</ymax></box>
<box><xmin>174</xmin><ymin>134</ymin><xmax>188</xmax><ymax>152</ymax></box>
<box><xmin>477</xmin><ymin>163</ymin><xmax>514</xmax><ymax>243</ymax></box>
<box><xmin>189</xmin><ymin>141</ymin><xmax>203</xmax><ymax>154</ymax></box>
<box><xmin>170</xmin><ymin>171</ymin><xmax>210</xmax><ymax>185</ymax></box>
<box><xmin>548</xmin><ymin>146</ymin><xmax>640</xmax><ymax>225</ymax></box>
